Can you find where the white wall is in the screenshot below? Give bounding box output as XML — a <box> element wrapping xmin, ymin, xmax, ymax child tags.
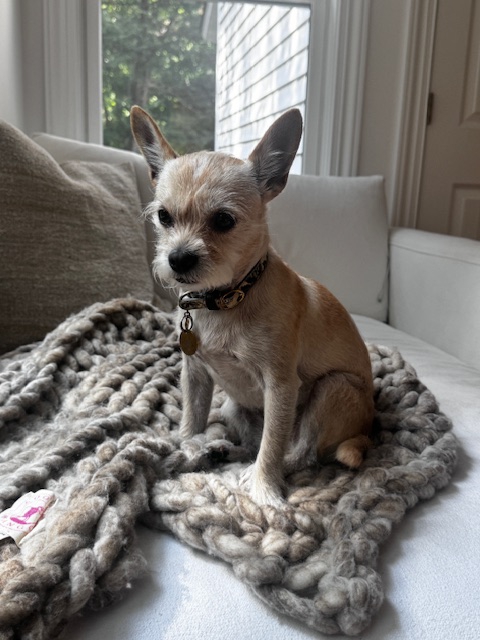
<box><xmin>0</xmin><ymin>0</ymin><xmax>24</xmax><ymax>128</ymax></box>
<box><xmin>358</xmin><ymin>0</ymin><xmax>411</xmax><ymax>215</ymax></box>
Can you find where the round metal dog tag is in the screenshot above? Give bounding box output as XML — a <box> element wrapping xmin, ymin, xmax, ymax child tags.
<box><xmin>180</xmin><ymin>329</ymin><xmax>198</xmax><ymax>356</ymax></box>
<box><xmin>179</xmin><ymin>311</ymin><xmax>198</xmax><ymax>355</ymax></box>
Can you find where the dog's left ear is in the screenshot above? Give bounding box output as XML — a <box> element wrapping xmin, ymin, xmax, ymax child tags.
<box><xmin>248</xmin><ymin>109</ymin><xmax>303</xmax><ymax>202</ymax></box>
<box><xmin>130</xmin><ymin>105</ymin><xmax>178</xmax><ymax>185</ymax></box>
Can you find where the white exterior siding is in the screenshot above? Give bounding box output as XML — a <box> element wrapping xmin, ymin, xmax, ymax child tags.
<box><xmin>215</xmin><ymin>3</ymin><xmax>310</xmax><ymax>173</ymax></box>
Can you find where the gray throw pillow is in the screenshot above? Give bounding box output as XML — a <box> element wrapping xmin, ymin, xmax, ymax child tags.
<box><xmin>0</xmin><ymin>121</ymin><xmax>154</xmax><ymax>354</ymax></box>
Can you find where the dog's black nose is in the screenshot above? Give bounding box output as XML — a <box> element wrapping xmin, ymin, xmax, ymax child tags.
<box><xmin>168</xmin><ymin>249</ymin><xmax>199</xmax><ymax>274</ymax></box>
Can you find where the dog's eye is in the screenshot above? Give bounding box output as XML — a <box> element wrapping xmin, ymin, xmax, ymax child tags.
<box><xmin>211</xmin><ymin>210</ymin><xmax>236</xmax><ymax>232</ymax></box>
<box><xmin>158</xmin><ymin>207</ymin><xmax>173</xmax><ymax>227</ymax></box>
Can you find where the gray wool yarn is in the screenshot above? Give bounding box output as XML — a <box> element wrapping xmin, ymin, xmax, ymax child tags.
<box><xmin>0</xmin><ymin>299</ymin><xmax>457</xmax><ymax>638</ymax></box>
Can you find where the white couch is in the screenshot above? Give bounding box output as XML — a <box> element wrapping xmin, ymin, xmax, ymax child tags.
<box><xmin>15</xmin><ymin>133</ymin><xmax>480</xmax><ymax>639</ymax></box>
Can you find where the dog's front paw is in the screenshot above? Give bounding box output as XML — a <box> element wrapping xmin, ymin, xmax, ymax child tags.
<box><xmin>250</xmin><ymin>483</ymin><xmax>285</xmax><ymax>509</ymax></box>
<box><xmin>179</xmin><ymin>418</ymin><xmax>199</xmax><ymax>439</ymax></box>
<box><xmin>239</xmin><ymin>463</ymin><xmax>254</xmax><ymax>488</ymax></box>
<box><xmin>240</xmin><ymin>464</ymin><xmax>285</xmax><ymax>508</ymax></box>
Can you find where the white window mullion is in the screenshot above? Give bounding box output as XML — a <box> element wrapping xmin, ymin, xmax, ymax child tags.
<box><xmin>301</xmin><ymin>0</ymin><xmax>332</xmax><ymax>176</ymax></box>
<box><xmin>85</xmin><ymin>0</ymin><xmax>103</xmax><ymax>144</ymax></box>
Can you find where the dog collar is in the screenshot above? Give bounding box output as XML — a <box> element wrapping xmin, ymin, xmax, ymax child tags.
<box><xmin>177</xmin><ymin>255</ymin><xmax>268</xmax><ymax>356</ymax></box>
<box><xmin>178</xmin><ymin>254</ymin><xmax>268</xmax><ymax>312</ymax></box>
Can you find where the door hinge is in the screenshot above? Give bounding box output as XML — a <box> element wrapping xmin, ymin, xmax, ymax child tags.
<box><xmin>426</xmin><ymin>92</ymin><xmax>434</xmax><ymax>126</ymax></box>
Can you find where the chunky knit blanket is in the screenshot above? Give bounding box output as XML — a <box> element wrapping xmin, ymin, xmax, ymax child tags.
<box><xmin>0</xmin><ymin>299</ymin><xmax>457</xmax><ymax>638</ymax></box>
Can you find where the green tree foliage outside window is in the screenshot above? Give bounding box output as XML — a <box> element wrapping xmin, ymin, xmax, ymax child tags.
<box><xmin>102</xmin><ymin>0</ymin><xmax>216</xmax><ymax>153</ymax></box>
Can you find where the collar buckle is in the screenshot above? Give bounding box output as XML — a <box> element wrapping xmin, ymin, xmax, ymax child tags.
<box><xmin>179</xmin><ymin>293</ymin><xmax>207</xmax><ymax>311</ymax></box>
<box><xmin>217</xmin><ymin>289</ymin><xmax>245</xmax><ymax>310</ymax></box>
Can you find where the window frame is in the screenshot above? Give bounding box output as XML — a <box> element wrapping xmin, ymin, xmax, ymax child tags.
<box><xmin>41</xmin><ymin>0</ymin><xmax>370</xmax><ymax>176</ymax></box>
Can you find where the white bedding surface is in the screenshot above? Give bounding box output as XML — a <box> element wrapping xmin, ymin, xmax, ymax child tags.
<box><xmin>66</xmin><ymin>316</ymin><xmax>480</xmax><ymax>640</ymax></box>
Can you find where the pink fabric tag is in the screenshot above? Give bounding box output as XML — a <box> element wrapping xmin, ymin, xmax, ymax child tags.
<box><xmin>0</xmin><ymin>490</ymin><xmax>56</xmax><ymax>545</ymax></box>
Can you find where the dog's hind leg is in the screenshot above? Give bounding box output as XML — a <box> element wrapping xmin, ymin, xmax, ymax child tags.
<box><xmin>295</xmin><ymin>372</ymin><xmax>374</xmax><ymax>470</ymax></box>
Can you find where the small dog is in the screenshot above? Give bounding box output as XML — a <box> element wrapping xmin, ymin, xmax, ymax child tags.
<box><xmin>131</xmin><ymin>106</ymin><xmax>374</xmax><ymax>507</ymax></box>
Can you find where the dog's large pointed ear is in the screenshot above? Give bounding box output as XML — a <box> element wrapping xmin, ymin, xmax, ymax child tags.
<box><xmin>130</xmin><ymin>105</ymin><xmax>177</xmax><ymax>185</ymax></box>
<box><xmin>248</xmin><ymin>109</ymin><xmax>303</xmax><ymax>202</ymax></box>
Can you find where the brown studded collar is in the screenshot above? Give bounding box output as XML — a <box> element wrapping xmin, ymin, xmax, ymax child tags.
<box><xmin>178</xmin><ymin>254</ymin><xmax>268</xmax><ymax>312</ymax></box>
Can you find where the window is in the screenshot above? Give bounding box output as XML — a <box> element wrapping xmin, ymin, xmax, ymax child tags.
<box><xmin>39</xmin><ymin>0</ymin><xmax>370</xmax><ymax>178</ymax></box>
<box><xmin>101</xmin><ymin>0</ymin><xmax>310</xmax><ymax>173</ymax></box>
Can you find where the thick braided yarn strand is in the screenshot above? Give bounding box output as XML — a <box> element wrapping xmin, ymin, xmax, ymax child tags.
<box><xmin>0</xmin><ymin>299</ymin><xmax>457</xmax><ymax>638</ymax></box>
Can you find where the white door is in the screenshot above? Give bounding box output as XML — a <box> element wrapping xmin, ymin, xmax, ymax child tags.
<box><xmin>417</xmin><ymin>0</ymin><xmax>480</xmax><ymax>240</ymax></box>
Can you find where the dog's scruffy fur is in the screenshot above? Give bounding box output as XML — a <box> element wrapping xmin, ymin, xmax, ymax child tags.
<box><xmin>131</xmin><ymin>106</ymin><xmax>374</xmax><ymax>507</ymax></box>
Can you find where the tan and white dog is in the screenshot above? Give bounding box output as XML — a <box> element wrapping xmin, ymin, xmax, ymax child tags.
<box><xmin>131</xmin><ymin>106</ymin><xmax>374</xmax><ymax>507</ymax></box>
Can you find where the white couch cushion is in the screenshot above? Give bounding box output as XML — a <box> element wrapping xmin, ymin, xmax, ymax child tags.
<box><xmin>268</xmin><ymin>174</ymin><xmax>389</xmax><ymax>321</ymax></box>
<box><xmin>389</xmin><ymin>228</ymin><xmax>480</xmax><ymax>371</ymax></box>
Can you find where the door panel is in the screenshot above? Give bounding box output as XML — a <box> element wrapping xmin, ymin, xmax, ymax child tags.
<box><xmin>417</xmin><ymin>0</ymin><xmax>480</xmax><ymax>240</ymax></box>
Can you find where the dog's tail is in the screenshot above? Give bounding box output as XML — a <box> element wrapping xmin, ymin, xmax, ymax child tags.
<box><xmin>335</xmin><ymin>435</ymin><xmax>372</xmax><ymax>469</ymax></box>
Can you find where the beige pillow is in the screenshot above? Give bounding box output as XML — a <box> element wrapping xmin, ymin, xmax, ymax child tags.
<box><xmin>0</xmin><ymin>121</ymin><xmax>154</xmax><ymax>354</ymax></box>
